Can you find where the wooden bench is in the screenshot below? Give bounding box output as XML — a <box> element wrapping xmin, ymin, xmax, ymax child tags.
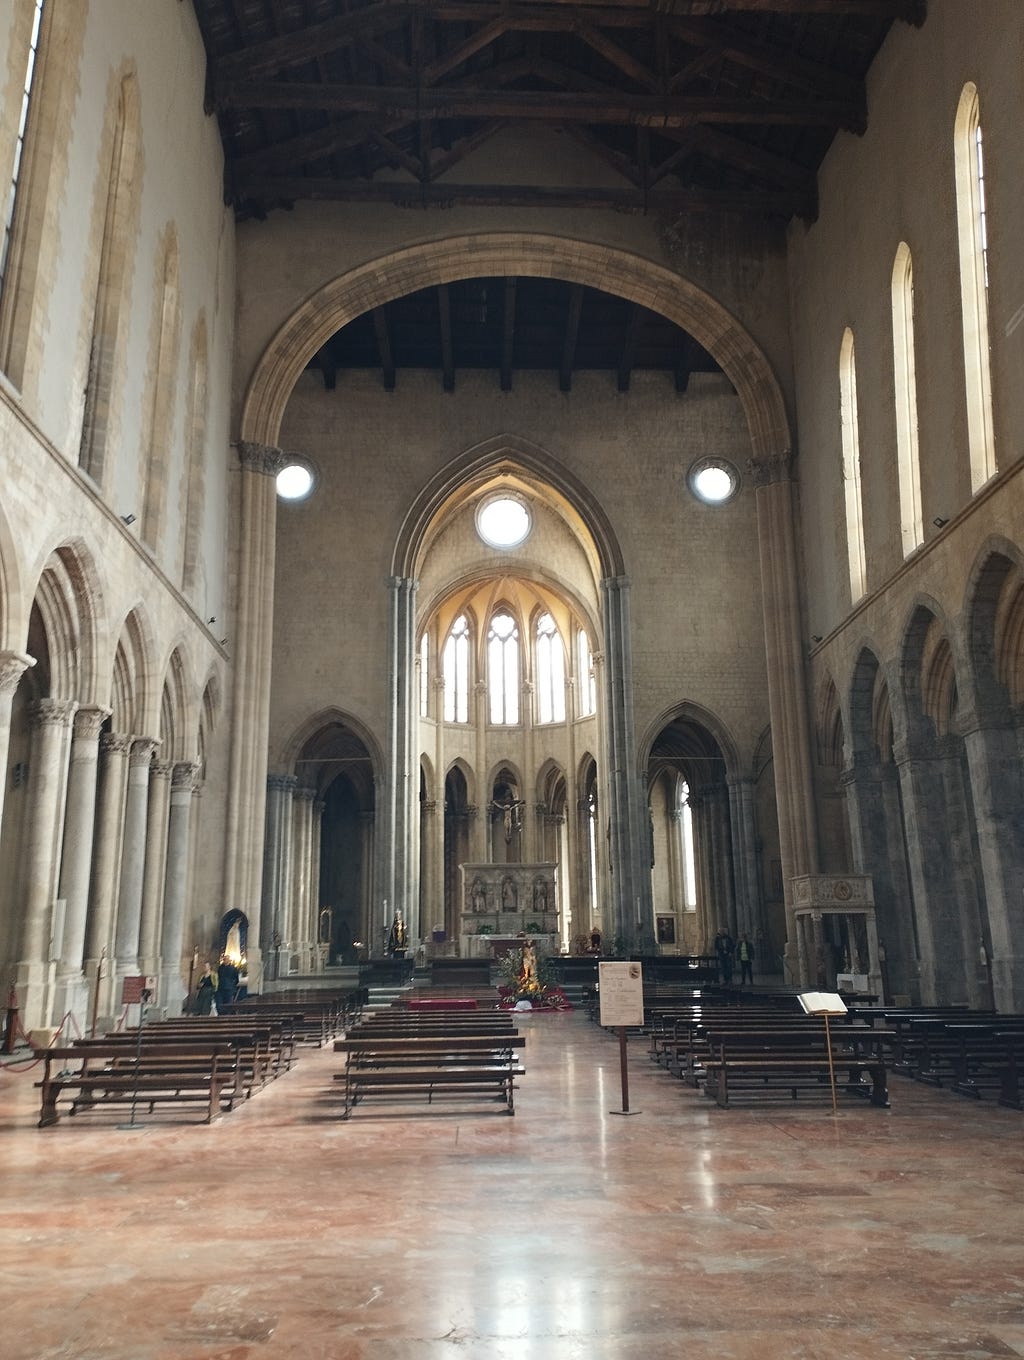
<box><xmin>702</xmin><ymin>1028</ymin><xmax>889</xmax><ymax>1109</ymax></box>
<box><xmin>34</xmin><ymin>1042</ymin><xmax>237</xmax><ymax>1127</ymax></box>
<box><xmin>98</xmin><ymin>1020</ymin><xmax>292</xmax><ymax>1089</ymax></box>
<box><xmin>333</xmin><ymin>1034</ymin><xmax>526</xmax><ymax>1118</ymax></box>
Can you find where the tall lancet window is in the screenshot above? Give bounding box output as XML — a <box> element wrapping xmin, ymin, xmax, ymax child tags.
<box><xmin>488</xmin><ymin>611</ymin><xmax>519</xmax><ymax>725</ymax></box>
<box><xmin>443</xmin><ymin>615</ymin><xmax>470</xmax><ymax>723</ymax></box>
<box><xmin>535</xmin><ymin>612</ymin><xmax>565</xmax><ymax>724</ymax></box>
<box><xmin>891</xmin><ymin>243</ymin><xmax>923</xmax><ymax>555</ymax></box>
<box><xmin>954</xmin><ymin>82</ymin><xmax>996</xmax><ymax>491</ymax></box>
<box><xmin>577</xmin><ymin>628</ymin><xmax>596</xmax><ymax>717</ymax></box>
<box><xmin>419</xmin><ymin>632</ymin><xmax>429</xmax><ymax>718</ymax></box>
<box><xmin>679</xmin><ymin>780</ymin><xmax>697</xmax><ymax>911</ymax></box>
<box><xmin>839</xmin><ymin>327</ymin><xmax>867</xmax><ymax>603</ymax></box>
<box><xmin>0</xmin><ymin>0</ymin><xmax>45</xmax><ymax>303</ymax></box>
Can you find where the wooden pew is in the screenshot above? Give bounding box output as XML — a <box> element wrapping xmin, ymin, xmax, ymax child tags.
<box><xmin>702</xmin><ymin>1026</ymin><xmax>890</xmax><ymax>1109</ymax></box>
<box><xmin>34</xmin><ymin>1041</ymin><xmax>236</xmax><ymax>1127</ymax></box>
<box><xmin>333</xmin><ymin>1033</ymin><xmax>526</xmax><ymax>1119</ymax></box>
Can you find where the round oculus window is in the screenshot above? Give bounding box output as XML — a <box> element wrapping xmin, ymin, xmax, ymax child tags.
<box><xmin>687</xmin><ymin>457</ymin><xmax>739</xmax><ymax>506</ymax></box>
<box><xmin>476</xmin><ymin>495</ymin><xmax>531</xmax><ymax>549</ymax></box>
<box><xmin>276</xmin><ymin>460</ymin><xmax>316</xmax><ymax>502</ymax></box>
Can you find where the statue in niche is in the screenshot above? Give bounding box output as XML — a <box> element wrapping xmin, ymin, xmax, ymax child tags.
<box><xmin>501</xmin><ymin>875</ymin><xmax>517</xmax><ymax>913</ymax></box>
<box><xmin>533</xmin><ymin>879</ymin><xmax>548</xmax><ymax>915</ymax></box>
<box><xmin>471</xmin><ymin>878</ymin><xmax>487</xmax><ymax>913</ymax></box>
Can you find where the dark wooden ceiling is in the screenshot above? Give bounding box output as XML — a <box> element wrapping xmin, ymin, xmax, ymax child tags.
<box><xmin>191</xmin><ymin>0</ymin><xmax>925</xmax><ymax>391</ymax></box>
<box><xmin>192</xmin><ymin>0</ymin><xmax>924</xmax><ymax>223</ymax></box>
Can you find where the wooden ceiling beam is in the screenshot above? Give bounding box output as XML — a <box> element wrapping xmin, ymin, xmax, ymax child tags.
<box><xmin>231</xmin><ymin>113</ymin><xmax>413</xmax><ymax>180</ymax></box>
<box><xmin>372</xmin><ymin>306</ymin><xmax>396</xmax><ymax>390</ymax></box>
<box><xmin>664</xmin><ymin>16</ymin><xmax>862</xmax><ymax>98</ymax></box>
<box><xmin>216</xmin><ymin>80</ymin><xmax>864</xmax><ymax>130</ymax></box>
<box><xmin>560</xmin><ymin>125</ymin><xmax>643</xmax><ymax>187</ymax></box>
<box><xmin>429</xmin><ymin>119</ymin><xmax>509</xmax><ymax>176</ymax></box>
<box><xmin>367</xmin><ymin>129</ymin><xmax>423</xmax><ymax>179</ymax></box>
<box><xmin>560</xmin><ymin>284</ymin><xmax>584</xmax><ymax>393</ymax></box>
<box><xmin>423</xmin><ymin>17</ymin><xmax>510</xmax><ymax>83</ymax></box>
<box><xmin>682</xmin><ymin>123</ymin><xmax>815</xmax><ymax>189</ymax></box>
<box><xmin>213</xmin><ymin>1</ymin><xmax>413</xmax><ymax>80</ymax></box>
<box><xmin>574</xmin><ymin>21</ymin><xmax>661</xmax><ymax>92</ymax></box>
<box><xmin>427</xmin><ymin>1</ymin><xmax>917</xmax><ymax>24</ymax></box>
<box><xmin>501</xmin><ymin>276</ymin><xmax>517</xmax><ymax>392</ymax></box>
<box><xmin>437</xmin><ymin>284</ymin><xmax>455</xmax><ymax>391</ymax></box>
<box><xmin>232</xmin><ymin>176</ymin><xmax>811</xmax><ymax>216</ymax></box>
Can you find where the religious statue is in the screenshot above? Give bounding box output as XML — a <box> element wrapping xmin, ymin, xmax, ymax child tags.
<box><xmin>501</xmin><ymin>875</ymin><xmax>517</xmax><ymax>913</ymax></box>
<box><xmin>387</xmin><ymin>911</ymin><xmax>408</xmax><ymax>957</ymax></box>
<box><xmin>471</xmin><ymin>877</ymin><xmax>487</xmax><ymax>913</ymax></box>
<box><xmin>533</xmin><ymin>878</ymin><xmax>548</xmax><ymax>914</ymax></box>
<box><xmin>489</xmin><ymin>795</ymin><xmax>526</xmax><ymax>842</ymax></box>
<box><xmin>521</xmin><ymin>938</ymin><xmax>538</xmax><ymax>983</ymax></box>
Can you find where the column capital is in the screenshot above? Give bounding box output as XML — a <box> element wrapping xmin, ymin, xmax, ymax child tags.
<box><xmin>29</xmin><ymin>697</ymin><xmax>76</xmax><ymax>729</ymax></box>
<box><xmin>235</xmin><ymin>440</ymin><xmax>288</xmax><ymax>476</ymax></box>
<box><xmin>295</xmin><ymin>786</ymin><xmax>317</xmax><ymax>804</ymax></box>
<box><xmin>72</xmin><ymin>705</ymin><xmax>110</xmax><ymax>741</ymax></box>
<box><xmin>422</xmin><ymin>799</ymin><xmax>438</xmax><ymax>815</ymax></box>
<box><xmin>129</xmin><ymin>737</ymin><xmax>160</xmax><ymax>768</ymax></box>
<box><xmin>747</xmin><ymin>451</ymin><xmax>794</xmax><ymax>487</ymax></box>
<box><xmin>267</xmin><ymin>772</ymin><xmax>299</xmax><ymax>794</ymax></box>
<box><xmin>0</xmin><ymin>650</ymin><xmax>35</xmax><ymax>697</ymax></box>
<box><xmin>101</xmin><ymin>731</ymin><xmax>134</xmax><ymax>757</ymax></box>
<box><xmin>172</xmin><ymin>761</ymin><xmax>200</xmax><ymax>791</ymax></box>
<box><xmin>151</xmin><ymin>759</ymin><xmax>176</xmax><ymax>780</ymax></box>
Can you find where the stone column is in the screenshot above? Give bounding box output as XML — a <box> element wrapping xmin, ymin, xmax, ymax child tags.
<box><xmin>310</xmin><ymin>797</ymin><xmax>325</xmax><ymax>938</ymax></box>
<box><xmin>85</xmin><ymin>733</ymin><xmax>132</xmax><ymax>1012</ymax></box>
<box><xmin>962</xmin><ymin>714</ymin><xmax>1024</xmax><ymax>1011</ymax></box>
<box><xmin>421</xmin><ymin>798</ymin><xmax>439</xmax><ymax>940</ymax></box>
<box><xmin>728</xmin><ymin>777</ymin><xmax>764</xmax><ymax>943</ymax></box>
<box><xmin>113</xmin><ymin>737</ymin><xmax>159</xmax><ymax>984</ymax></box>
<box><xmin>261</xmin><ymin>772</ymin><xmax>296</xmax><ymax>975</ymax></box>
<box><xmin>52</xmin><ymin>705</ymin><xmax>109</xmax><ymax>1024</ymax></box>
<box><xmin>17</xmin><ymin>698</ymin><xmax>75</xmax><ymax>1023</ymax></box>
<box><xmin>290</xmin><ymin>786</ymin><xmax>316</xmax><ymax>969</ymax></box>
<box><xmin>750</xmin><ymin>454</ymin><xmax>819</xmax><ymax>982</ymax></box>
<box><xmin>138</xmin><ymin>760</ymin><xmax>173</xmax><ymax>976</ymax></box>
<box><xmin>159</xmin><ymin>762</ymin><xmax>199</xmax><ymax>1012</ymax></box>
<box><xmin>601</xmin><ymin>576</ymin><xmax>653</xmax><ymax>953</ymax></box>
<box><xmin>0</xmin><ymin>651</ymin><xmax>36</xmax><ymax>832</ymax></box>
<box><xmin>386</xmin><ymin>575</ymin><xmax>419</xmax><ymax>936</ymax></box>
<box><xmin>224</xmin><ymin>441</ymin><xmax>288</xmax><ymax>989</ymax></box>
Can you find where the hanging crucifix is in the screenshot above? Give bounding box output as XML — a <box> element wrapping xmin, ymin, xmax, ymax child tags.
<box><xmin>489</xmin><ymin>795</ymin><xmax>526</xmax><ymax>842</ymax></box>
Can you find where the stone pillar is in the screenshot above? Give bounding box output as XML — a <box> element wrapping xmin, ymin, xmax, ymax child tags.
<box><xmin>310</xmin><ymin>797</ymin><xmax>325</xmax><ymax>937</ymax></box>
<box><xmin>290</xmin><ymin>786</ymin><xmax>316</xmax><ymax>969</ymax></box>
<box><xmin>224</xmin><ymin>441</ymin><xmax>288</xmax><ymax>989</ymax></box>
<box><xmin>601</xmin><ymin>576</ymin><xmax>653</xmax><ymax>953</ymax></box>
<box><xmin>728</xmin><ymin>777</ymin><xmax>763</xmax><ymax>943</ymax></box>
<box><xmin>421</xmin><ymin>798</ymin><xmax>440</xmax><ymax>939</ymax></box>
<box><xmin>17</xmin><ymin>698</ymin><xmax>75</xmax><ymax>1024</ymax></box>
<box><xmin>0</xmin><ymin>651</ymin><xmax>36</xmax><ymax>832</ymax></box>
<box><xmin>159</xmin><ymin>762</ymin><xmax>199</xmax><ymax>1012</ymax></box>
<box><xmin>85</xmin><ymin>732</ymin><xmax>132</xmax><ymax>1013</ymax></box>
<box><xmin>113</xmin><ymin>737</ymin><xmax>159</xmax><ymax>984</ymax></box>
<box><xmin>386</xmin><ymin>575</ymin><xmax>419</xmax><ymax>936</ymax></box>
<box><xmin>52</xmin><ymin>705</ymin><xmax>109</xmax><ymax>1024</ymax></box>
<box><xmin>138</xmin><ymin>760</ymin><xmax>173</xmax><ymax>976</ymax></box>
<box><xmin>750</xmin><ymin>454</ymin><xmax>819</xmax><ymax>982</ymax></box>
<box><xmin>962</xmin><ymin>715</ymin><xmax>1024</xmax><ymax>1011</ymax></box>
<box><xmin>261</xmin><ymin>772</ymin><xmax>296</xmax><ymax>976</ymax></box>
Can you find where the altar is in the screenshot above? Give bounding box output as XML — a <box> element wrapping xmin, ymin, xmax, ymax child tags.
<box><xmin>460</xmin><ymin>862</ymin><xmax>559</xmax><ymax>952</ymax></box>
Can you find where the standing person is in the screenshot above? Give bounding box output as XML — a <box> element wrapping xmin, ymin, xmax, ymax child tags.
<box><xmin>736</xmin><ymin>933</ymin><xmax>755</xmax><ymax>986</ymax></box>
<box><xmin>714</xmin><ymin>928</ymin><xmax>736</xmax><ymax>985</ymax></box>
<box><xmin>216</xmin><ymin>955</ymin><xmax>240</xmax><ymax>1011</ymax></box>
<box><xmin>193</xmin><ymin>961</ymin><xmax>218</xmax><ymax>1015</ymax></box>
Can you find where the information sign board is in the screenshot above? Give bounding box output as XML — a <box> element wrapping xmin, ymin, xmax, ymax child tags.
<box><xmin>598</xmin><ymin>961</ymin><xmax>644</xmax><ymax>1028</ymax></box>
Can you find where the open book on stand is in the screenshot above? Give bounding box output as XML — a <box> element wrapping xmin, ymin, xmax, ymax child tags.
<box><xmin>798</xmin><ymin>991</ymin><xmax>848</xmax><ymax>1016</ymax></box>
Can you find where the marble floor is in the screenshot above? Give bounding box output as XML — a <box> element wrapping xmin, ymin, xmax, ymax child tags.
<box><xmin>1</xmin><ymin>1009</ymin><xmax>1023</xmax><ymax>1360</ymax></box>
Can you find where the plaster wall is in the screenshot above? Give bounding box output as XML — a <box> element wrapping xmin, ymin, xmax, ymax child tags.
<box><xmin>788</xmin><ymin>0</ymin><xmax>1024</xmax><ymax>642</ymax></box>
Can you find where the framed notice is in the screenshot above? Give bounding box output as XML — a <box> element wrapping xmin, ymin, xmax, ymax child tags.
<box><xmin>598</xmin><ymin>961</ymin><xmax>644</xmax><ymax>1028</ymax></box>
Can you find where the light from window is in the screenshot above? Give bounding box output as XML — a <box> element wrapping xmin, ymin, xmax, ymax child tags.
<box><xmin>276</xmin><ymin>461</ymin><xmax>315</xmax><ymax>501</ymax></box>
<box><xmin>443</xmin><ymin>615</ymin><xmax>469</xmax><ymax>723</ymax></box>
<box><xmin>679</xmin><ymin>780</ymin><xmax>697</xmax><ymax>911</ymax></box>
<box><xmin>419</xmin><ymin>632</ymin><xmax>429</xmax><ymax>718</ymax></box>
<box><xmin>488</xmin><ymin>611</ymin><xmax>519</xmax><ymax>724</ymax></box>
<box><xmin>688</xmin><ymin>457</ymin><xmax>739</xmax><ymax>506</ymax></box>
<box><xmin>839</xmin><ymin>328</ymin><xmax>867</xmax><ymax>603</ymax></box>
<box><xmin>0</xmin><ymin>0</ymin><xmax>44</xmax><ymax>298</ymax></box>
<box><xmin>536</xmin><ymin>613</ymin><xmax>566</xmax><ymax>724</ymax></box>
<box><xmin>891</xmin><ymin>243</ymin><xmax>923</xmax><ymax>555</ymax></box>
<box><xmin>476</xmin><ymin>495</ymin><xmax>531</xmax><ymax>549</ymax></box>
<box><xmin>577</xmin><ymin>629</ymin><xmax>596</xmax><ymax>717</ymax></box>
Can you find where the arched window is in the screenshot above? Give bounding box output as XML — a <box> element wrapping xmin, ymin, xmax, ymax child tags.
<box><xmin>678</xmin><ymin>780</ymin><xmax>697</xmax><ymax>911</ymax></box>
<box><xmin>487</xmin><ymin>611</ymin><xmax>519</xmax><ymax>725</ymax></box>
<box><xmin>954</xmin><ymin>82</ymin><xmax>996</xmax><ymax>492</ymax></box>
<box><xmin>141</xmin><ymin>230</ymin><xmax>181</xmax><ymax>554</ymax></box>
<box><xmin>181</xmin><ymin>315</ymin><xmax>209</xmax><ymax>597</ymax></box>
<box><xmin>419</xmin><ymin>632</ymin><xmax>429</xmax><ymax>718</ymax></box>
<box><xmin>0</xmin><ymin>0</ymin><xmax>45</xmax><ymax>306</ymax></box>
<box><xmin>535</xmin><ymin>612</ymin><xmax>565</xmax><ymax>724</ymax></box>
<box><xmin>891</xmin><ymin>242</ymin><xmax>923</xmax><ymax>555</ymax></box>
<box><xmin>577</xmin><ymin>628</ymin><xmax>596</xmax><ymax>717</ymax></box>
<box><xmin>443</xmin><ymin>614</ymin><xmax>470</xmax><ymax>723</ymax></box>
<box><xmin>839</xmin><ymin>328</ymin><xmax>867</xmax><ymax>603</ymax></box>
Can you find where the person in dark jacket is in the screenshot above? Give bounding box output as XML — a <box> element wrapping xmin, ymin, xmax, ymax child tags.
<box><xmin>736</xmin><ymin>933</ymin><xmax>755</xmax><ymax>985</ymax></box>
<box><xmin>194</xmin><ymin>961</ymin><xmax>218</xmax><ymax>1015</ymax></box>
<box><xmin>216</xmin><ymin>956</ymin><xmax>240</xmax><ymax>1011</ymax></box>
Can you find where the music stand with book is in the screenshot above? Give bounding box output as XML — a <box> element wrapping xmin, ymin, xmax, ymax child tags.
<box><xmin>798</xmin><ymin>991</ymin><xmax>848</xmax><ymax>1115</ymax></box>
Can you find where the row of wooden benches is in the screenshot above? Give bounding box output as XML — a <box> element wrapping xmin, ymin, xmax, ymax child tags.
<box><xmin>333</xmin><ymin>1003</ymin><xmax>525</xmax><ymax>1118</ymax></box>
<box><xmin>33</xmin><ymin>986</ymin><xmax>366</xmax><ymax>1128</ymax></box>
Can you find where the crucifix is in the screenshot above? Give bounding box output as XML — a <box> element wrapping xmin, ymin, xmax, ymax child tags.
<box><xmin>489</xmin><ymin>795</ymin><xmax>526</xmax><ymax>842</ymax></box>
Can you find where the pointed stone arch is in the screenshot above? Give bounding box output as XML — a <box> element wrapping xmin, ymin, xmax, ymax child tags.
<box><xmin>28</xmin><ymin>540</ymin><xmax>103</xmax><ymax>702</ymax></box>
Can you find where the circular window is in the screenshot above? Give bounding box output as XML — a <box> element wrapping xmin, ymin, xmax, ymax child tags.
<box><xmin>687</xmin><ymin>457</ymin><xmax>739</xmax><ymax>506</ymax></box>
<box><xmin>276</xmin><ymin>459</ymin><xmax>316</xmax><ymax>502</ymax></box>
<box><xmin>476</xmin><ymin>495</ymin><xmax>531</xmax><ymax>549</ymax></box>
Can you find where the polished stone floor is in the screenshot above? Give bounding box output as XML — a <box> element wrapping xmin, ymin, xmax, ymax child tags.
<box><xmin>1</xmin><ymin>1009</ymin><xmax>1023</xmax><ymax>1360</ymax></box>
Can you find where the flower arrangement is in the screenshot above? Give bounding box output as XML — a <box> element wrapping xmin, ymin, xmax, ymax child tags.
<box><xmin>496</xmin><ymin>945</ymin><xmax>571</xmax><ymax>1010</ymax></box>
